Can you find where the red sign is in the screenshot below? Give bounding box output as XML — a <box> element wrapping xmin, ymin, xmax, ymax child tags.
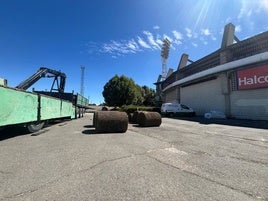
<box><xmin>237</xmin><ymin>64</ymin><xmax>268</xmax><ymax>90</ymax></box>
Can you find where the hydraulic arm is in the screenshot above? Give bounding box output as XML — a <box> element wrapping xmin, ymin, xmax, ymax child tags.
<box><xmin>16</xmin><ymin>67</ymin><xmax>66</xmax><ymax>93</ymax></box>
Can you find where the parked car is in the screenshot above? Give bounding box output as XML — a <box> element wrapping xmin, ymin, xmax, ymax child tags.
<box><xmin>161</xmin><ymin>103</ymin><xmax>195</xmax><ymax>117</ymax></box>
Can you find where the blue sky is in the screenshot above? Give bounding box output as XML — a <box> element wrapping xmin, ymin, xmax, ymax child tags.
<box><xmin>1</xmin><ymin>0</ymin><xmax>267</xmax><ymax>104</ymax></box>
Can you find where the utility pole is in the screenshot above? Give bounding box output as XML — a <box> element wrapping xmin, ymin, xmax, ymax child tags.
<box><xmin>80</xmin><ymin>66</ymin><xmax>85</xmax><ymax>96</ymax></box>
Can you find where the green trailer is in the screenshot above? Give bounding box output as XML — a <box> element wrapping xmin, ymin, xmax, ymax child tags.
<box><xmin>0</xmin><ymin>86</ymin><xmax>76</xmax><ymax>132</ymax></box>
<box><xmin>76</xmin><ymin>93</ymin><xmax>89</xmax><ymax>118</ymax></box>
<box><xmin>0</xmin><ymin>67</ymin><xmax>88</xmax><ymax>132</ymax></box>
<box><xmin>32</xmin><ymin>91</ymin><xmax>89</xmax><ymax>118</ymax></box>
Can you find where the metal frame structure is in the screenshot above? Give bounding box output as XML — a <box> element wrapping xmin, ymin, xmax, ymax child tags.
<box><xmin>80</xmin><ymin>66</ymin><xmax>85</xmax><ymax>96</ymax></box>
<box><xmin>16</xmin><ymin>67</ymin><xmax>66</xmax><ymax>93</ymax></box>
<box><xmin>161</xmin><ymin>38</ymin><xmax>171</xmax><ymax>80</ymax></box>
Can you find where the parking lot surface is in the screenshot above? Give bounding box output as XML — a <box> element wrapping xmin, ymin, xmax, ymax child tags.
<box><xmin>0</xmin><ymin>113</ymin><xmax>267</xmax><ymax>201</ymax></box>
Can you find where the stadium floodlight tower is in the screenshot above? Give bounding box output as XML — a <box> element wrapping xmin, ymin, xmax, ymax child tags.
<box><xmin>161</xmin><ymin>38</ymin><xmax>171</xmax><ymax>80</ymax></box>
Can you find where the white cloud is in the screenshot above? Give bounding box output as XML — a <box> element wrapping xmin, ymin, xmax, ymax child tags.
<box><xmin>153</xmin><ymin>25</ymin><xmax>160</xmax><ymax>30</ymax></box>
<box><xmin>192</xmin><ymin>42</ymin><xmax>198</xmax><ymax>47</ymax></box>
<box><xmin>101</xmin><ymin>39</ymin><xmax>142</xmax><ymax>56</ymax></box>
<box><xmin>238</xmin><ymin>0</ymin><xmax>268</xmax><ymax>19</ymax></box>
<box><xmin>137</xmin><ymin>36</ymin><xmax>151</xmax><ymax>49</ymax></box>
<box><xmin>172</xmin><ymin>30</ymin><xmax>183</xmax><ymax>45</ymax></box>
<box><xmin>172</xmin><ymin>30</ymin><xmax>183</xmax><ymax>40</ymax></box>
<box><xmin>201</xmin><ymin>28</ymin><xmax>211</xmax><ymax>36</ymax></box>
<box><xmin>185</xmin><ymin>28</ymin><xmax>192</xmax><ymax>38</ymax></box>
<box><xmin>88</xmin><ymin>25</ymin><xmax>221</xmax><ymax>58</ymax></box>
<box><xmin>211</xmin><ymin>35</ymin><xmax>217</xmax><ymax>41</ymax></box>
<box><xmin>225</xmin><ymin>17</ymin><xmax>232</xmax><ymax>23</ymax></box>
<box><xmin>143</xmin><ymin>31</ymin><xmax>161</xmax><ymax>49</ymax></box>
<box><xmin>163</xmin><ymin>34</ymin><xmax>173</xmax><ymax>43</ymax></box>
<box><xmin>156</xmin><ymin>40</ymin><xmax>162</xmax><ymax>46</ymax></box>
<box><xmin>126</xmin><ymin>39</ymin><xmax>140</xmax><ymax>52</ymax></box>
<box><xmin>235</xmin><ymin>25</ymin><xmax>242</xmax><ymax>33</ymax></box>
<box><xmin>173</xmin><ymin>40</ymin><xmax>182</xmax><ymax>45</ymax></box>
<box><xmin>261</xmin><ymin>0</ymin><xmax>268</xmax><ymax>9</ymax></box>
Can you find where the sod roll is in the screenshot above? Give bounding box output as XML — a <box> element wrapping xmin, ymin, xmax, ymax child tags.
<box><xmin>137</xmin><ymin>111</ymin><xmax>162</xmax><ymax>127</ymax></box>
<box><xmin>94</xmin><ymin>111</ymin><xmax>128</xmax><ymax>133</ymax></box>
<box><xmin>128</xmin><ymin>113</ymin><xmax>134</xmax><ymax>123</ymax></box>
<box><xmin>132</xmin><ymin>111</ymin><xmax>142</xmax><ymax>124</ymax></box>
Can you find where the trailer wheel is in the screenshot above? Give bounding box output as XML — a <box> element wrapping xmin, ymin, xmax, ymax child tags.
<box><xmin>27</xmin><ymin>121</ymin><xmax>45</xmax><ymax>133</ymax></box>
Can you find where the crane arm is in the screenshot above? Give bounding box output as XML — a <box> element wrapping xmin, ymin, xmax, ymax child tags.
<box><xmin>16</xmin><ymin>67</ymin><xmax>66</xmax><ymax>93</ymax></box>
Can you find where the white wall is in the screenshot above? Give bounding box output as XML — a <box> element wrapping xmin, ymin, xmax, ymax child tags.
<box><xmin>164</xmin><ymin>88</ymin><xmax>178</xmax><ymax>103</ymax></box>
<box><xmin>180</xmin><ymin>75</ymin><xmax>226</xmax><ymax>115</ymax></box>
<box><xmin>230</xmin><ymin>88</ymin><xmax>268</xmax><ymax>120</ymax></box>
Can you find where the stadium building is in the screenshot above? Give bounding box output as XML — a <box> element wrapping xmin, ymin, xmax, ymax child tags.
<box><xmin>155</xmin><ymin>23</ymin><xmax>268</xmax><ymax>120</ymax></box>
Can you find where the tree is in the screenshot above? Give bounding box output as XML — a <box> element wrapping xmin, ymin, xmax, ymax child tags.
<box><xmin>134</xmin><ymin>84</ymin><xmax>144</xmax><ymax>105</ymax></box>
<box><xmin>102</xmin><ymin>75</ymin><xmax>156</xmax><ymax>107</ymax></box>
<box><xmin>141</xmin><ymin>85</ymin><xmax>156</xmax><ymax>106</ymax></box>
<box><xmin>102</xmin><ymin>75</ymin><xmax>137</xmax><ymax>106</ymax></box>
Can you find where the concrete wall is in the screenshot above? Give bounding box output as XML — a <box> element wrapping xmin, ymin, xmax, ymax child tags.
<box><xmin>162</xmin><ymin>70</ymin><xmax>268</xmax><ymax>120</ymax></box>
<box><xmin>180</xmin><ymin>75</ymin><xmax>226</xmax><ymax>115</ymax></box>
<box><xmin>164</xmin><ymin>87</ymin><xmax>178</xmax><ymax>103</ymax></box>
<box><xmin>230</xmin><ymin>88</ymin><xmax>268</xmax><ymax>120</ymax></box>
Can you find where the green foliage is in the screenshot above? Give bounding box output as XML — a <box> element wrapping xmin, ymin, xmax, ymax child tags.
<box><xmin>102</xmin><ymin>75</ymin><xmax>156</xmax><ymax>107</ymax></box>
<box><xmin>134</xmin><ymin>84</ymin><xmax>144</xmax><ymax>105</ymax></box>
<box><xmin>119</xmin><ymin>105</ymin><xmax>154</xmax><ymax>113</ymax></box>
<box><xmin>141</xmin><ymin>85</ymin><xmax>156</xmax><ymax>106</ymax></box>
<box><xmin>103</xmin><ymin>75</ymin><xmax>138</xmax><ymax>106</ymax></box>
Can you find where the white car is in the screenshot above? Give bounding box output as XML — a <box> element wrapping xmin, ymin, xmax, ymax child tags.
<box><xmin>161</xmin><ymin>103</ymin><xmax>195</xmax><ymax>117</ymax></box>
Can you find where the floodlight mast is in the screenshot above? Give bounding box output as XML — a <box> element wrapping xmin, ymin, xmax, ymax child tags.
<box><xmin>161</xmin><ymin>38</ymin><xmax>171</xmax><ymax>80</ymax></box>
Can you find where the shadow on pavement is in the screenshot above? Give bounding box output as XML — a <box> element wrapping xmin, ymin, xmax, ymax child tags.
<box><xmin>82</xmin><ymin>129</ymin><xmax>96</xmax><ymax>135</ymax></box>
<box><xmin>82</xmin><ymin>128</ymin><xmax>125</xmax><ymax>135</ymax></box>
<box><xmin>0</xmin><ymin>120</ymin><xmax>69</xmax><ymax>141</ymax></box>
<box><xmin>168</xmin><ymin>116</ymin><xmax>268</xmax><ymax>130</ymax></box>
<box><xmin>0</xmin><ymin>126</ymin><xmax>30</xmax><ymax>141</ymax></box>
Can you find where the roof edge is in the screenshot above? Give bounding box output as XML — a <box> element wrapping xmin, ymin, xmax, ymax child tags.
<box><xmin>163</xmin><ymin>51</ymin><xmax>268</xmax><ymax>92</ymax></box>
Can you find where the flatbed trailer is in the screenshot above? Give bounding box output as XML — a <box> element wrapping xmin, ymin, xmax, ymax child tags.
<box><xmin>33</xmin><ymin>91</ymin><xmax>89</xmax><ymax>118</ymax></box>
<box><xmin>0</xmin><ymin>67</ymin><xmax>89</xmax><ymax>132</ymax></box>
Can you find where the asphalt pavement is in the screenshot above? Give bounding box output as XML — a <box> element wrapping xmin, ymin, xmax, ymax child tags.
<box><xmin>0</xmin><ymin>113</ymin><xmax>267</xmax><ymax>201</ymax></box>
